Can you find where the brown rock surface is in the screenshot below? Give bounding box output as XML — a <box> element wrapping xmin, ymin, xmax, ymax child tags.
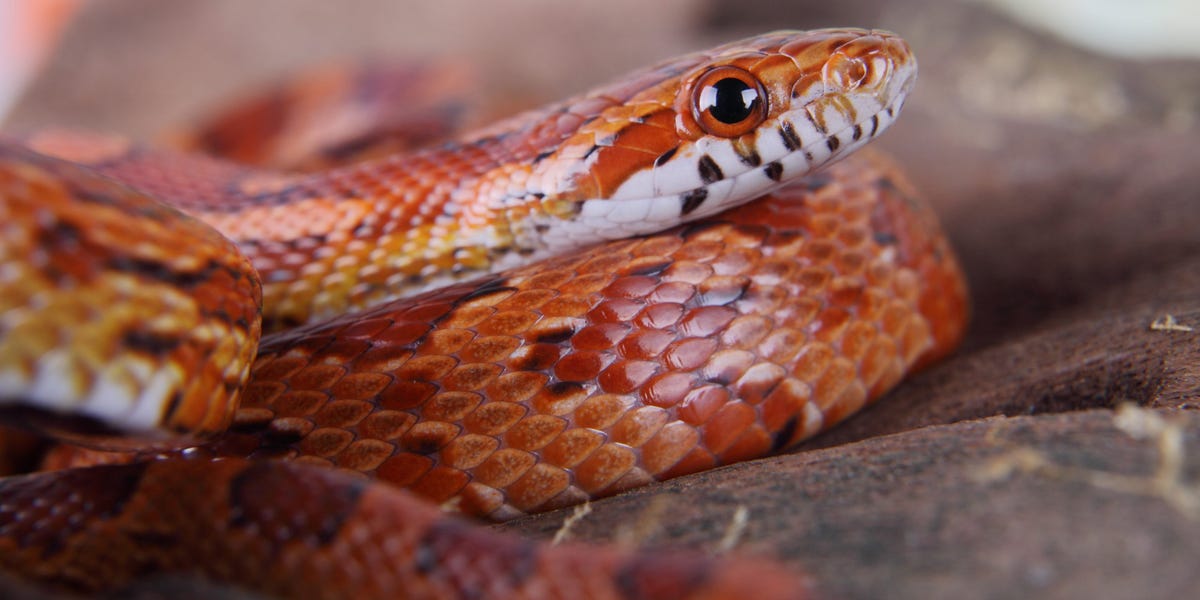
<box><xmin>5</xmin><ymin>1</ymin><xmax>1200</xmax><ymax>598</ymax></box>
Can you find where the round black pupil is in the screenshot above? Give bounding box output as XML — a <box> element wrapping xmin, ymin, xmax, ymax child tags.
<box><xmin>705</xmin><ymin>77</ymin><xmax>758</xmax><ymax>124</ymax></box>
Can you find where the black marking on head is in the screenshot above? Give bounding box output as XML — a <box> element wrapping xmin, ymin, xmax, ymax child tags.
<box><xmin>654</xmin><ymin>146</ymin><xmax>678</xmax><ymax>167</ymax></box>
<box><xmin>680</xmin><ymin>189</ymin><xmax>708</xmax><ymax>216</ymax></box>
<box><xmin>826</xmin><ymin>136</ymin><xmax>840</xmax><ymax>153</ymax></box>
<box><xmin>779</xmin><ymin>122</ymin><xmax>802</xmax><ymax>151</ymax></box>
<box><xmin>583</xmin><ymin>144</ymin><xmax>601</xmax><ymax>159</ymax></box>
<box><xmin>770</xmin><ymin>415</ymin><xmax>799</xmax><ymax>452</ymax></box>
<box><xmin>534</xmin><ymin>224</ymin><xmax>550</xmax><ymax>233</ymax></box>
<box><xmin>763</xmin><ymin>161</ymin><xmax>783</xmax><ymax>182</ymax></box>
<box><xmin>697</xmin><ymin>155</ymin><xmax>723</xmax><ymax>184</ymax></box>
<box><xmin>886</xmin><ymin>107</ymin><xmax>895</xmax><ymax>117</ymax></box>
<box><xmin>852</xmin><ymin>124</ymin><xmax>863</xmax><ymax>141</ymax></box>
<box><xmin>868</xmin><ymin>114</ymin><xmax>879</xmax><ymax>138</ymax></box>
<box><xmin>532</xmin><ymin>149</ymin><xmax>554</xmax><ymax>164</ymax></box>
<box><xmin>804</xmin><ymin>150</ymin><xmax>815</xmax><ymax>163</ymax></box>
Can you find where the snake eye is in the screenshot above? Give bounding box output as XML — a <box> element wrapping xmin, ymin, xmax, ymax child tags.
<box><xmin>691</xmin><ymin>66</ymin><xmax>768</xmax><ymax>138</ymax></box>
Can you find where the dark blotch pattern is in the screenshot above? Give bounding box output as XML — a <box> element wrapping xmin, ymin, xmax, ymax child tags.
<box><xmin>227</xmin><ymin>462</ymin><xmax>365</xmax><ymax>549</ymax></box>
<box><xmin>697</xmin><ymin>155</ymin><xmax>724</xmax><ymax>184</ymax></box>
<box><xmin>779</xmin><ymin>122</ymin><xmax>802</xmax><ymax>152</ymax></box>
<box><xmin>680</xmin><ymin>189</ymin><xmax>708</xmax><ymax>216</ymax></box>
<box><xmin>763</xmin><ymin>161</ymin><xmax>783</xmax><ymax>182</ymax></box>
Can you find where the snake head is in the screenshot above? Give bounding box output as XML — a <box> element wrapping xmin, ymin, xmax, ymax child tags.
<box><xmin>524</xmin><ymin>29</ymin><xmax>918</xmax><ymax>252</ymax></box>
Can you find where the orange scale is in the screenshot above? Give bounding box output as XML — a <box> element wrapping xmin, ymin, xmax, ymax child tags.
<box><xmin>639</xmin><ymin>420</ymin><xmax>702</xmax><ymax>475</ymax></box>
<box><xmin>312</xmin><ymin>399</ymin><xmax>373</xmax><ymax>428</ymax></box>
<box><xmin>328</xmin><ymin>371</ymin><xmax>392</xmax><ymax>401</ymax></box>
<box><xmin>734</xmin><ymin>363</ymin><xmax>787</xmax><ymax>404</ymax></box>
<box><xmin>616</xmin><ymin>329</ymin><xmax>675</xmax><ymax>360</ymax></box>
<box><xmin>484</xmin><ymin>371</ymin><xmax>547</xmax><ymax>404</ymax></box>
<box><xmin>420</xmin><ymin>328</ymin><xmax>475</xmax><ymax>355</ymax></box>
<box><xmin>760</xmin><ymin>379</ymin><xmax>813</xmax><ymax>434</ymax></box>
<box><xmin>378</xmin><ymin>379</ymin><xmax>437</xmax><ymax>411</ymax></box>
<box><xmin>639</xmin><ymin>371</ymin><xmax>695</xmax><ymax>409</ymax></box>
<box><xmin>409</xmin><ymin>466</ymin><xmax>470</xmax><ymax>504</ymax></box>
<box><xmin>678</xmin><ymin>385</ymin><xmax>732</xmax><ymax>426</ymax></box>
<box><xmin>759</xmin><ymin>328</ymin><xmax>807</xmax><ymax>364</ymax></box>
<box><xmin>394</xmin><ymin>354</ymin><xmax>458</xmax><ymax>382</ymax></box>
<box><xmin>609</xmin><ymin>405</ymin><xmax>669</xmax><ymax>447</ymax></box>
<box><xmin>459</xmin><ymin>482</ymin><xmax>505</xmax><ymax>518</ymax></box>
<box><xmin>439</xmin><ymin>434</ymin><xmax>500</xmax><ymax>471</ymax></box>
<box><xmin>558</xmin><ymin>272</ymin><xmax>615</xmax><ymax>296</ymax></box>
<box><xmin>573</xmin><ymin>443</ymin><xmax>638</xmax><ymax>494</ymax></box>
<box><xmin>698</xmin><ymin>349</ymin><xmax>756</xmax><ymax>387</ymax></box>
<box><xmin>422</xmin><ymin>391</ymin><xmax>483</xmax><ymax>422</ymax></box>
<box><xmin>459</xmin><ymin>335</ymin><xmax>521</xmax><ymax>363</ymax></box>
<box><xmin>661</xmin><ymin>260</ymin><xmax>713</xmax><ymax>286</ymax></box>
<box><xmin>602</xmin><ymin>275</ymin><xmax>658</xmax><ymax>299</ymax></box>
<box><xmin>630</xmin><ymin>235</ymin><xmax>683</xmax><ymax>258</ymax></box>
<box><xmin>570</xmin><ymin>322</ymin><xmax>628</xmax><ymax>351</ymax></box>
<box><xmin>472</xmin><ymin>447</ymin><xmax>536</xmax><ymax>489</ymax></box>
<box><xmin>717</xmin><ymin>425</ymin><xmax>772</xmax><ymax>464</ymax></box>
<box><xmin>400</xmin><ymin>420</ymin><xmax>461</xmax><ymax>454</ymax></box>
<box><xmin>495</xmin><ymin>288</ymin><xmax>557</xmax><ymax>311</ymax></box>
<box><xmin>677</xmin><ymin>305</ymin><xmax>737</xmax><ymax>338</ymax></box>
<box><xmin>597</xmin><ymin>359</ymin><xmax>658</xmax><ymax>395</ymax></box>
<box><xmin>812</xmin><ymin>359</ymin><xmax>857</xmax><ymax>412</ymax></box>
<box><xmin>810</xmin><ymin>307</ymin><xmax>852</xmax><ymax>344</ymax></box>
<box><xmin>249</xmin><ymin>355</ymin><xmax>306</xmax><ymax>381</ymax></box>
<box><xmin>538</xmin><ymin>295</ymin><xmax>592</xmax><ymax>318</ymax></box>
<box><xmin>271</xmin><ymin>390</ymin><xmax>328</xmax><ymax>417</ymax></box>
<box><xmin>352</xmin><ymin>344</ymin><xmax>413</xmax><ymax>373</ymax></box>
<box><xmin>635</xmin><ymin>302</ymin><xmax>684</xmax><ymax>329</ymax></box>
<box><xmin>663</xmin><ymin>337</ymin><xmax>718</xmax><ymax>371</ymax></box>
<box><xmin>719</xmin><ymin>315</ymin><xmax>772</xmax><ymax>350</ymax></box>
<box><xmin>506</xmin><ymin>463</ymin><xmax>572</xmax><ymax>513</ymax></box>
<box><xmin>335</xmin><ymin>438</ymin><xmax>395</xmax><ymax>472</ymax></box>
<box><xmin>463</xmin><ymin>402</ymin><xmax>527</xmax><ymax>436</ymax></box>
<box><xmin>475</xmin><ymin>309</ymin><xmax>540</xmax><ymax>336</ymax></box>
<box><xmin>530</xmin><ymin>382</ymin><xmax>590</xmax><ymax>416</ymax></box>
<box><xmin>702</xmin><ymin>401</ymin><xmax>757</xmax><ymax>456</ymax></box>
<box><xmin>431</xmin><ymin>305</ymin><xmax>493</xmax><ymax>330</ymax></box>
<box><xmin>541</xmin><ymin>428</ymin><xmax>606</xmax><ymax>468</ymax></box>
<box><xmin>504</xmin><ymin>414</ymin><xmax>567</xmax><ymax>451</ymax></box>
<box><xmin>553</xmin><ymin>351</ymin><xmax>606</xmax><ymax>383</ymax></box>
<box><xmin>442</xmin><ymin>362</ymin><xmax>503</xmax><ymax>392</ymax></box>
<box><xmin>645</xmin><ymin>281</ymin><xmax>695</xmax><ymax>305</ymax></box>
<box><xmin>297</xmin><ymin>427</ymin><xmax>354</xmax><ymax>458</ymax></box>
<box><xmin>587</xmin><ymin>297</ymin><xmax>642</xmax><ymax>323</ymax></box>
<box><xmin>357</xmin><ymin>410</ymin><xmax>416</xmax><ymax>442</ymax></box>
<box><xmin>289</xmin><ymin>363</ymin><xmax>347</xmax><ymax>391</ymax></box>
<box><xmin>573</xmin><ymin>394</ymin><xmax>635</xmax><ymax>430</ymax></box>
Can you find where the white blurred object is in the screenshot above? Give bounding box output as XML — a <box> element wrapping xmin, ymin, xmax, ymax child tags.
<box><xmin>976</xmin><ymin>0</ymin><xmax>1200</xmax><ymax>58</ymax></box>
<box><xmin>0</xmin><ymin>0</ymin><xmax>81</xmax><ymax>120</ymax></box>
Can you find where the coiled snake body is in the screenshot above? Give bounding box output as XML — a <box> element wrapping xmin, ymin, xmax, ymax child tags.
<box><xmin>0</xmin><ymin>30</ymin><xmax>967</xmax><ymax>599</ymax></box>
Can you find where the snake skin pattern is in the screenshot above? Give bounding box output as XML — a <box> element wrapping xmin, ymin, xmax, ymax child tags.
<box><xmin>0</xmin><ymin>29</ymin><xmax>967</xmax><ymax>599</ymax></box>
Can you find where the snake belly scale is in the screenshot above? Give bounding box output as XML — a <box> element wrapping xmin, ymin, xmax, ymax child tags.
<box><xmin>0</xmin><ymin>29</ymin><xmax>967</xmax><ymax>598</ymax></box>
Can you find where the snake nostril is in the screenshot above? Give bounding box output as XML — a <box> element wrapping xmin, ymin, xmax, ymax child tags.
<box><xmin>823</xmin><ymin>54</ymin><xmax>868</xmax><ymax>91</ymax></box>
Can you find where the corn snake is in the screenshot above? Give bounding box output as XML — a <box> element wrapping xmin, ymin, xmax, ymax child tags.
<box><xmin>0</xmin><ymin>29</ymin><xmax>966</xmax><ymax>598</ymax></box>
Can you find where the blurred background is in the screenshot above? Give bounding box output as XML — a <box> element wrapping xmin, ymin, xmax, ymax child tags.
<box><xmin>3</xmin><ymin>2</ymin><xmax>1200</xmax><ymax>598</ymax></box>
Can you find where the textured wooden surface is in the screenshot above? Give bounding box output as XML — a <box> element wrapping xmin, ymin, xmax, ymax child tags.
<box><xmin>6</xmin><ymin>0</ymin><xmax>1200</xmax><ymax>598</ymax></box>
